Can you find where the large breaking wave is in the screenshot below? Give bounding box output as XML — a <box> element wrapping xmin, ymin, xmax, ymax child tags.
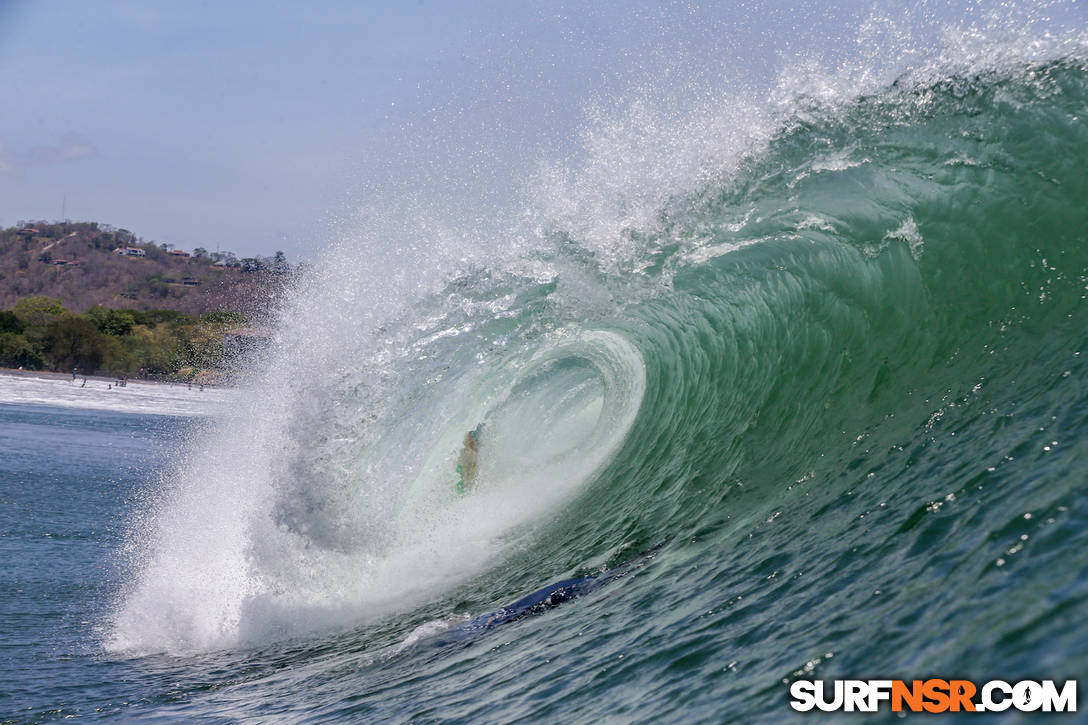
<box><xmin>108</xmin><ymin>12</ymin><xmax>1088</xmax><ymax>660</ymax></box>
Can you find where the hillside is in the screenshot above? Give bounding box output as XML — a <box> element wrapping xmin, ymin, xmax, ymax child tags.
<box><xmin>0</xmin><ymin>221</ymin><xmax>290</xmax><ymax>316</ymax></box>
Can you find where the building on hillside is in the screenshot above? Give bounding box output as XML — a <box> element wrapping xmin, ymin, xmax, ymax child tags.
<box><xmin>182</xmin><ymin>277</ymin><xmax>200</xmax><ymax>286</ymax></box>
<box><xmin>114</xmin><ymin>247</ymin><xmax>147</xmax><ymax>257</ymax></box>
<box><xmin>170</xmin><ymin>249</ymin><xmax>191</xmax><ymax>257</ymax></box>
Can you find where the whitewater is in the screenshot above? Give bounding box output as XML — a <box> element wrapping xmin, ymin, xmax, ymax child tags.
<box><xmin>3</xmin><ymin>5</ymin><xmax>1088</xmax><ymax>723</ymax></box>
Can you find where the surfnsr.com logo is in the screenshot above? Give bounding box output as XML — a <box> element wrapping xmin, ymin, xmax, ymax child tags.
<box><xmin>789</xmin><ymin>679</ymin><xmax>1077</xmax><ymax>713</ymax></box>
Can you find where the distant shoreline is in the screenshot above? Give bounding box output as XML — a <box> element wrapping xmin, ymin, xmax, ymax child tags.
<box><xmin>0</xmin><ymin>363</ymin><xmax>239</xmax><ymax>418</ymax></box>
<box><xmin>0</xmin><ymin>367</ymin><xmax>223</xmax><ymax>388</ymax></box>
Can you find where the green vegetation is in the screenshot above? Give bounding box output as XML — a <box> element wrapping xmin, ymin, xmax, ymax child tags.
<box><xmin>0</xmin><ymin>219</ymin><xmax>290</xmax><ymax>380</ymax></box>
<box><xmin>0</xmin><ymin>294</ymin><xmax>249</xmax><ymax>380</ymax></box>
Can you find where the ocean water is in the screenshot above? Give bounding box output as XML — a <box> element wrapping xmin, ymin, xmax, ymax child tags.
<box><xmin>5</xmin><ymin>17</ymin><xmax>1088</xmax><ymax>725</ymax></box>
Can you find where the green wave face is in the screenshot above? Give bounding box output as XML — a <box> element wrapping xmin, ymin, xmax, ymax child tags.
<box><xmin>488</xmin><ymin>60</ymin><xmax>1088</xmax><ymax>570</ymax></box>
<box><xmin>422</xmin><ymin>61</ymin><xmax>1088</xmax><ymax>695</ymax></box>
<box><xmin>110</xmin><ymin>59</ymin><xmax>1088</xmax><ymax>714</ymax></box>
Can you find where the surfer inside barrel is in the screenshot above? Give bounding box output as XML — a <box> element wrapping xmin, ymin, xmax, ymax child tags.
<box><xmin>455</xmin><ymin>424</ymin><xmax>484</xmax><ymax>494</ymax></box>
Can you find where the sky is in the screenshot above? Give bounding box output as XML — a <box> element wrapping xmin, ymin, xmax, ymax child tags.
<box><xmin>1</xmin><ymin>1</ymin><xmax>523</xmax><ymax>259</ymax></box>
<box><xmin>0</xmin><ymin>1</ymin><xmax>1082</xmax><ymax>260</ymax></box>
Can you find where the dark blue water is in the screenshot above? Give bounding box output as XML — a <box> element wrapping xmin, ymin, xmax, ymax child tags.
<box><xmin>0</xmin><ymin>405</ymin><xmax>182</xmax><ymax>722</ymax></box>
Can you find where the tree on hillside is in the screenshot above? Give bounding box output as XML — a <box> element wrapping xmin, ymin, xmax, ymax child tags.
<box><xmin>0</xmin><ymin>332</ymin><xmax>43</xmax><ymax>369</ymax></box>
<box><xmin>87</xmin><ymin>306</ymin><xmax>136</xmax><ymax>336</ymax></box>
<box><xmin>42</xmin><ymin>315</ymin><xmax>105</xmax><ymax>372</ymax></box>
<box><xmin>13</xmin><ymin>296</ymin><xmax>66</xmax><ymax>327</ymax></box>
<box><xmin>0</xmin><ymin>311</ymin><xmax>25</xmax><ymax>335</ymax></box>
<box><xmin>271</xmin><ymin>250</ymin><xmax>289</xmax><ymax>274</ymax></box>
<box><xmin>202</xmin><ymin>310</ymin><xmax>247</xmax><ymax>325</ymax></box>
